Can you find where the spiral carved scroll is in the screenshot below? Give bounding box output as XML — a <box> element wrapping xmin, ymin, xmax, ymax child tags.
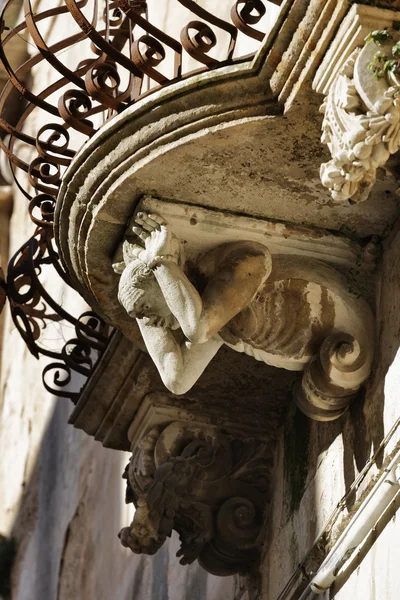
<box><xmin>296</xmin><ymin>332</ymin><xmax>372</xmax><ymax>421</ymax></box>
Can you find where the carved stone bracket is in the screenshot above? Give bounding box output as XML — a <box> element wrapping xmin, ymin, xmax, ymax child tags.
<box><xmin>50</xmin><ymin>3</ymin><xmax>388</xmax><ymax>578</ymax></box>
<box><xmin>119</xmin><ymin>415</ymin><xmax>269</xmax><ymax>576</ymax></box>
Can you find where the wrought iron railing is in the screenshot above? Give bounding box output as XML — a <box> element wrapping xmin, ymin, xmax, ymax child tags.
<box><xmin>7</xmin><ymin>225</ymin><xmax>110</xmax><ymax>402</ymax></box>
<box><xmin>0</xmin><ymin>0</ymin><xmax>281</xmax><ymax>399</ymax></box>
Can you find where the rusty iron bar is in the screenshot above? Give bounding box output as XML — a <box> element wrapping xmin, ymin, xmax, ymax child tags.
<box><xmin>0</xmin><ymin>0</ymin><xmax>281</xmax><ymax>400</ymax></box>
<box><xmin>6</xmin><ymin>224</ymin><xmax>112</xmax><ymax>402</ymax></box>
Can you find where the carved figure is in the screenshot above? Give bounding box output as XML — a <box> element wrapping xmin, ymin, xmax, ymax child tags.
<box><xmin>113</xmin><ymin>212</ymin><xmax>374</xmax><ymax>421</ymax></box>
<box><xmin>119</xmin><ymin>439</ymin><xmax>216</xmax><ymax>558</ymax></box>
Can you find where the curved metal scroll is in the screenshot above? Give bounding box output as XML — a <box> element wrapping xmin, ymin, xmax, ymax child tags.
<box><xmin>6</xmin><ymin>225</ymin><xmax>112</xmax><ymax>403</ymax></box>
<box><xmin>0</xmin><ymin>0</ymin><xmax>281</xmax><ymax>207</ymax></box>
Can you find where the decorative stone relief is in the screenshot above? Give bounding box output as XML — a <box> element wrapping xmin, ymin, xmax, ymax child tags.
<box><xmin>113</xmin><ymin>206</ymin><xmax>375</xmax><ymax>422</ymax></box>
<box><xmin>319</xmin><ymin>33</ymin><xmax>400</xmax><ymax>203</ymax></box>
<box><xmin>119</xmin><ymin>421</ymin><xmax>268</xmax><ymax>576</ymax></box>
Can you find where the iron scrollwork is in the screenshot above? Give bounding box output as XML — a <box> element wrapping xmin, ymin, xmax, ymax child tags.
<box><xmin>0</xmin><ymin>0</ymin><xmax>280</xmax><ymax>401</ymax></box>
<box><xmin>6</xmin><ymin>224</ymin><xmax>111</xmax><ymax>402</ymax></box>
<box><xmin>0</xmin><ymin>0</ymin><xmax>279</xmax><ymax>204</ymax></box>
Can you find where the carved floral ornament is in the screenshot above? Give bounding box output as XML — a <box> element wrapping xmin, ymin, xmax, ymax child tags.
<box><xmin>112</xmin><ymin>207</ymin><xmax>375</xmax><ymax>423</ymax></box>
<box><xmin>319</xmin><ymin>30</ymin><xmax>400</xmax><ymax>204</ymax></box>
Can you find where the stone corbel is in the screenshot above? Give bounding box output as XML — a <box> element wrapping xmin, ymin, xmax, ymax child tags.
<box><xmin>119</xmin><ymin>409</ymin><xmax>268</xmax><ymax>576</ymax></box>
<box><xmin>314</xmin><ymin>4</ymin><xmax>400</xmax><ymax>204</ymax></box>
<box><xmin>113</xmin><ymin>198</ymin><xmax>376</xmax><ymax>423</ymax></box>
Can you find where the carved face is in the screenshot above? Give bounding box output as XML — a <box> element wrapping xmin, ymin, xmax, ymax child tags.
<box><xmin>118</xmin><ymin>260</ymin><xmax>179</xmax><ymax>329</ymax></box>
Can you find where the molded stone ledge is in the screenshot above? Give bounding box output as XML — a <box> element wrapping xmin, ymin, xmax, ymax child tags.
<box><xmin>69</xmin><ymin>330</ymin><xmax>299</xmax><ymax>450</ymax></box>
<box><xmin>69</xmin><ymin>332</ymin><xmax>153</xmax><ymax>450</ymax></box>
<box><xmin>313</xmin><ymin>4</ymin><xmax>400</xmax><ymax>96</ymax></box>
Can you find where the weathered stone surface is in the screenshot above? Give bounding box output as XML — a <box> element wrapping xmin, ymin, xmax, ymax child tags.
<box><xmin>259</xmin><ymin>220</ymin><xmax>400</xmax><ymax>600</ymax></box>
<box><xmin>3</xmin><ymin>1</ymin><xmax>400</xmax><ymax>598</ymax></box>
<box><xmin>69</xmin><ymin>333</ymin><xmax>149</xmax><ymax>450</ymax></box>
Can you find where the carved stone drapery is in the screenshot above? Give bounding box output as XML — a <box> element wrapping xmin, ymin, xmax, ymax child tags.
<box><xmin>319</xmin><ymin>47</ymin><xmax>400</xmax><ymax>203</ymax></box>
<box><xmin>119</xmin><ymin>418</ymin><xmax>268</xmax><ymax>576</ymax></box>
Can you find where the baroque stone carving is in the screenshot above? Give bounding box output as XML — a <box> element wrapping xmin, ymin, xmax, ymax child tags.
<box><xmin>113</xmin><ymin>210</ymin><xmax>375</xmax><ymax>422</ymax></box>
<box><xmin>119</xmin><ymin>422</ymin><xmax>268</xmax><ymax>575</ymax></box>
<box><xmin>320</xmin><ymin>38</ymin><xmax>400</xmax><ymax>203</ymax></box>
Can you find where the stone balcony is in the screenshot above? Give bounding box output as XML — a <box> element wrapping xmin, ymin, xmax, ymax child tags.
<box><xmin>2</xmin><ymin>0</ymin><xmax>400</xmax><ymax>585</ymax></box>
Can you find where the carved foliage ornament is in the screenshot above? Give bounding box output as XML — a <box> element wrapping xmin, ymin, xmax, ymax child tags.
<box><xmin>320</xmin><ymin>33</ymin><xmax>400</xmax><ymax>203</ymax></box>
<box><xmin>119</xmin><ymin>422</ymin><xmax>268</xmax><ymax>576</ymax></box>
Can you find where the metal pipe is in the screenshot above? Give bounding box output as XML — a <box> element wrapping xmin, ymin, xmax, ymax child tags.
<box><xmin>301</xmin><ymin>451</ymin><xmax>400</xmax><ymax>597</ymax></box>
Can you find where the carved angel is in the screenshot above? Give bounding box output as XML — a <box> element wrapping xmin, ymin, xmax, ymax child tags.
<box><xmin>113</xmin><ymin>212</ymin><xmax>374</xmax><ymax>420</ymax></box>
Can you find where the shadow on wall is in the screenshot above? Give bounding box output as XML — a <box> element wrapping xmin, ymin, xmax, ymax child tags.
<box><xmin>340</xmin><ymin>223</ymin><xmax>400</xmax><ymax>503</ymax></box>
<box><xmin>3</xmin><ymin>394</ymin><xmax>238</xmax><ymax>600</ymax></box>
<box><xmin>264</xmin><ymin>227</ymin><xmax>400</xmax><ymax>600</ymax></box>
<box><xmin>3</xmin><ymin>396</ymin><xmax>133</xmax><ymax>600</ymax></box>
